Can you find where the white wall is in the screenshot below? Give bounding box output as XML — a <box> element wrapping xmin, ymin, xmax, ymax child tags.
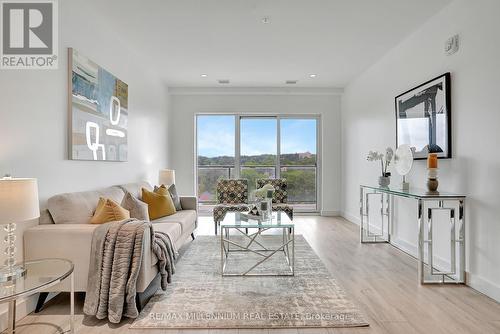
<box><xmin>341</xmin><ymin>0</ymin><xmax>500</xmax><ymax>301</ymax></box>
<box><xmin>0</xmin><ymin>0</ymin><xmax>169</xmax><ymax>327</ymax></box>
<box><xmin>169</xmin><ymin>88</ymin><xmax>342</xmax><ymax>215</ymax></box>
<box><xmin>0</xmin><ymin>0</ymin><xmax>170</xmax><ymax>204</ymax></box>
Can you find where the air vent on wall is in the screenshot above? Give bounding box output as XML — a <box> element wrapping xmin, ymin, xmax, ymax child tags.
<box><xmin>218</xmin><ymin>79</ymin><xmax>230</xmax><ymax>84</ymax></box>
<box><xmin>286</xmin><ymin>80</ymin><xmax>298</xmax><ymax>84</ymax></box>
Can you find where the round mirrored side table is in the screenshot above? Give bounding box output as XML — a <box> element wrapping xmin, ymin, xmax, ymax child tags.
<box><xmin>0</xmin><ymin>258</ymin><xmax>74</xmax><ymax>334</ymax></box>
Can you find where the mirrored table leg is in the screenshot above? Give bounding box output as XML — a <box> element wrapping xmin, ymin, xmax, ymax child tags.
<box><xmin>70</xmin><ymin>272</ymin><xmax>74</xmax><ymax>333</ymax></box>
<box><xmin>8</xmin><ymin>300</ymin><xmax>15</xmax><ymax>334</ymax></box>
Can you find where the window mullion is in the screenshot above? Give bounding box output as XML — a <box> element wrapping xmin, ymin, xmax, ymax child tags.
<box><xmin>234</xmin><ymin>114</ymin><xmax>241</xmax><ymax>179</ymax></box>
<box><xmin>276</xmin><ymin>116</ymin><xmax>281</xmax><ymax>179</ymax></box>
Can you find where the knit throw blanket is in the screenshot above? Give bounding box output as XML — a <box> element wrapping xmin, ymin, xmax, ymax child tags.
<box><xmin>83</xmin><ymin>219</ymin><xmax>177</xmax><ymax>323</ymax></box>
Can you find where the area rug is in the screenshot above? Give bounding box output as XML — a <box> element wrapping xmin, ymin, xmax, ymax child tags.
<box><xmin>131</xmin><ymin>235</ymin><xmax>368</xmax><ymax>329</ymax></box>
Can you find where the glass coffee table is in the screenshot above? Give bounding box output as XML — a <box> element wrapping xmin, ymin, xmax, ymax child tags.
<box><xmin>220</xmin><ymin>212</ymin><xmax>294</xmax><ymax>277</ymax></box>
<box><xmin>0</xmin><ymin>258</ymin><xmax>74</xmax><ymax>334</ymax></box>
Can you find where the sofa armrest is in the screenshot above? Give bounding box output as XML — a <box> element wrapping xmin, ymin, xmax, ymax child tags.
<box><xmin>24</xmin><ymin>224</ymin><xmax>97</xmax><ymax>292</ymax></box>
<box><xmin>24</xmin><ymin>223</ymin><xmax>159</xmax><ymax>293</ymax></box>
<box><xmin>180</xmin><ymin>196</ymin><xmax>197</xmax><ymax>211</ymax></box>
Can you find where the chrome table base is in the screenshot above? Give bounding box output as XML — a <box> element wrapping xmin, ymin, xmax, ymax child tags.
<box><xmin>360</xmin><ymin>185</ymin><xmax>465</xmax><ymax>285</ymax></box>
<box><xmin>5</xmin><ymin>272</ymin><xmax>74</xmax><ymax>334</ymax></box>
<box><xmin>221</xmin><ymin>227</ymin><xmax>295</xmax><ymax>276</ymax></box>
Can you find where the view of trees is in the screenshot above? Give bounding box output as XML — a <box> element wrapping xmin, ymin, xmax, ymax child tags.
<box><xmin>198</xmin><ymin>153</ymin><xmax>316</xmax><ymax>166</ymax></box>
<box><xmin>240</xmin><ymin>167</ymin><xmax>275</xmax><ymax>197</ymax></box>
<box><xmin>281</xmin><ymin>167</ymin><xmax>316</xmax><ymax>202</ymax></box>
<box><xmin>197</xmin><ymin>167</ymin><xmax>233</xmax><ymax>202</ymax></box>
<box><xmin>197</xmin><ymin>153</ymin><xmax>317</xmax><ymax>204</ymax></box>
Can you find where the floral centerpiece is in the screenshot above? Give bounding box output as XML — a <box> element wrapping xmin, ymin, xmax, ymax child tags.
<box><xmin>254</xmin><ymin>184</ymin><xmax>275</xmax><ymax>200</ymax></box>
<box><xmin>367</xmin><ymin>147</ymin><xmax>393</xmax><ymax>186</ymax></box>
<box><xmin>253</xmin><ymin>184</ymin><xmax>275</xmax><ymax>218</ymax></box>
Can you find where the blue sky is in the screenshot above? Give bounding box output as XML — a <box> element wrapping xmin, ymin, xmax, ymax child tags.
<box><xmin>197</xmin><ymin>116</ymin><xmax>316</xmax><ymax>157</ymax></box>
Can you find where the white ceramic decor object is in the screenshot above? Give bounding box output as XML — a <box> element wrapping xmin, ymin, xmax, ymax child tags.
<box><xmin>394</xmin><ymin>144</ymin><xmax>414</xmax><ymax>190</ymax></box>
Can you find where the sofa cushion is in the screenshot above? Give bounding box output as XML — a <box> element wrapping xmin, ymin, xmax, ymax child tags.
<box><xmin>154</xmin><ymin>184</ymin><xmax>167</xmax><ymax>195</ymax></box>
<box><xmin>154</xmin><ymin>184</ymin><xmax>182</xmax><ymax>211</ymax></box>
<box><xmin>168</xmin><ymin>184</ymin><xmax>183</xmax><ymax>211</ymax></box>
<box><xmin>121</xmin><ymin>192</ymin><xmax>150</xmax><ymax>221</ymax></box>
<box><xmin>48</xmin><ymin>186</ymin><xmax>124</xmax><ymax>224</ymax></box>
<box><xmin>151</xmin><ymin>221</ymin><xmax>182</xmax><ymax>244</ymax></box>
<box><xmin>118</xmin><ymin>181</ymin><xmax>153</xmax><ymax>200</ymax></box>
<box><xmin>152</xmin><ymin>210</ymin><xmax>196</xmax><ymax>235</ymax></box>
<box><xmin>39</xmin><ymin>209</ymin><xmax>55</xmax><ymax>224</ymax></box>
<box><xmin>142</xmin><ymin>188</ymin><xmax>176</xmax><ymax>220</ymax></box>
<box><xmin>89</xmin><ymin>198</ymin><xmax>130</xmax><ymax>224</ymax></box>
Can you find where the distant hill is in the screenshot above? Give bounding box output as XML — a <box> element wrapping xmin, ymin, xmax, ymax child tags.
<box><xmin>198</xmin><ymin>152</ymin><xmax>316</xmax><ymax>166</ymax></box>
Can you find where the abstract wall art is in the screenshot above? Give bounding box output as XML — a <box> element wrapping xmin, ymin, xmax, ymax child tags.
<box><xmin>395</xmin><ymin>73</ymin><xmax>451</xmax><ymax>160</ymax></box>
<box><xmin>68</xmin><ymin>48</ymin><xmax>128</xmax><ymax>161</ymax></box>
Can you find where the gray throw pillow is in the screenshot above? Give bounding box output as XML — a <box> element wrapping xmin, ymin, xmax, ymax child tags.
<box><xmin>121</xmin><ymin>191</ymin><xmax>150</xmax><ymax>221</ymax></box>
<box><xmin>168</xmin><ymin>184</ymin><xmax>182</xmax><ymax>211</ymax></box>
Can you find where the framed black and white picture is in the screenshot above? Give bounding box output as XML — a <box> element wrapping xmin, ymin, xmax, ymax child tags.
<box><xmin>395</xmin><ymin>73</ymin><xmax>451</xmax><ymax>160</ymax></box>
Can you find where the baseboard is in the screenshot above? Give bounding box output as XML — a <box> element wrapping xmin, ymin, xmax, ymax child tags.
<box><xmin>342</xmin><ymin>211</ymin><xmax>454</xmax><ymax>275</ymax></box>
<box><xmin>340</xmin><ymin>211</ymin><xmax>359</xmax><ymax>225</ymax></box>
<box><xmin>390</xmin><ymin>236</ymin><xmax>452</xmax><ymax>273</ymax></box>
<box><xmin>294</xmin><ymin>212</ymin><xmax>320</xmax><ymax>216</ymax></box>
<box><xmin>389</xmin><ymin>236</ymin><xmax>416</xmax><ymax>256</ymax></box>
<box><xmin>320</xmin><ymin>210</ymin><xmax>340</xmax><ymax>217</ymax></box>
<box><xmin>341</xmin><ymin>210</ymin><xmax>500</xmax><ymax>303</ymax></box>
<box><xmin>468</xmin><ymin>274</ymin><xmax>500</xmax><ymax>303</ymax></box>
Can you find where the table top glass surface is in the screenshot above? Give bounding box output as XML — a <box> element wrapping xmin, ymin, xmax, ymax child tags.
<box><xmin>220</xmin><ymin>211</ymin><xmax>294</xmax><ymax>228</ymax></box>
<box><xmin>361</xmin><ymin>184</ymin><xmax>466</xmax><ymax>199</ymax></box>
<box><xmin>0</xmin><ymin>258</ymin><xmax>73</xmax><ymax>302</ymax></box>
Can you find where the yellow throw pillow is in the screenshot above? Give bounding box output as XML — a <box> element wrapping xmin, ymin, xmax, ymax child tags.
<box><xmin>90</xmin><ymin>197</ymin><xmax>130</xmax><ymax>224</ymax></box>
<box><xmin>141</xmin><ymin>188</ymin><xmax>176</xmax><ymax>220</ymax></box>
<box><xmin>154</xmin><ymin>184</ymin><xmax>169</xmax><ymax>196</ymax></box>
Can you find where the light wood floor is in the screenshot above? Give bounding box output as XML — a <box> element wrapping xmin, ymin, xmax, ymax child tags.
<box><xmin>11</xmin><ymin>216</ymin><xmax>500</xmax><ymax>334</ymax></box>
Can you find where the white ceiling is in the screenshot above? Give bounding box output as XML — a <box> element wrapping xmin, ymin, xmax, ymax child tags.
<box><xmin>88</xmin><ymin>0</ymin><xmax>451</xmax><ymax>88</ymax></box>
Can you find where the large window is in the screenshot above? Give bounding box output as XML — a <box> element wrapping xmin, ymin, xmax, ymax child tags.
<box><xmin>280</xmin><ymin>119</ymin><xmax>317</xmax><ymax>208</ymax></box>
<box><xmin>240</xmin><ymin>117</ymin><xmax>277</xmax><ymax>196</ymax></box>
<box><xmin>196</xmin><ymin>115</ymin><xmax>320</xmax><ymax>213</ymax></box>
<box><xmin>196</xmin><ymin>115</ymin><xmax>235</xmax><ymax>202</ymax></box>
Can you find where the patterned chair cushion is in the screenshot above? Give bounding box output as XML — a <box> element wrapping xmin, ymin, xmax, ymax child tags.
<box><xmin>256</xmin><ymin>179</ymin><xmax>288</xmax><ymax>204</ymax></box>
<box><xmin>213</xmin><ymin>204</ymin><xmax>250</xmax><ymax>223</ymax></box>
<box><xmin>216</xmin><ymin>179</ymin><xmax>248</xmax><ymax>204</ymax></box>
<box><xmin>272</xmin><ymin>203</ymin><xmax>293</xmax><ymax>220</ymax></box>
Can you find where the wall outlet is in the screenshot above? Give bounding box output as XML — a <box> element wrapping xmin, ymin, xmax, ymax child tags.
<box><xmin>445</xmin><ymin>34</ymin><xmax>459</xmax><ymax>55</ymax></box>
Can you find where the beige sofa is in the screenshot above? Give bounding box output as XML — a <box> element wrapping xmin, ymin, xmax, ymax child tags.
<box><xmin>24</xmin><ymin>181</ymin><xmax>197</xmax><ymax>309</ymax></box>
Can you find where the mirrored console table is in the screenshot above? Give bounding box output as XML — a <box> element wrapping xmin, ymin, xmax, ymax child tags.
<box><xmin>359</xmin><ymin>184</ymin><xmax>466</xmax><ymax>284</ymax></box>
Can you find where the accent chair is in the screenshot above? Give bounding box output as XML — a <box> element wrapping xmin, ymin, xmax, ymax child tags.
<box><xmin>212</xmin><ymin>179</ymin><xmax>250</xmax><ymax>234</ymax></box>
<box><xmin>256</xmin><ymin>178</ymin><xmax>294</xmax><ymax>220</ymax></box>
